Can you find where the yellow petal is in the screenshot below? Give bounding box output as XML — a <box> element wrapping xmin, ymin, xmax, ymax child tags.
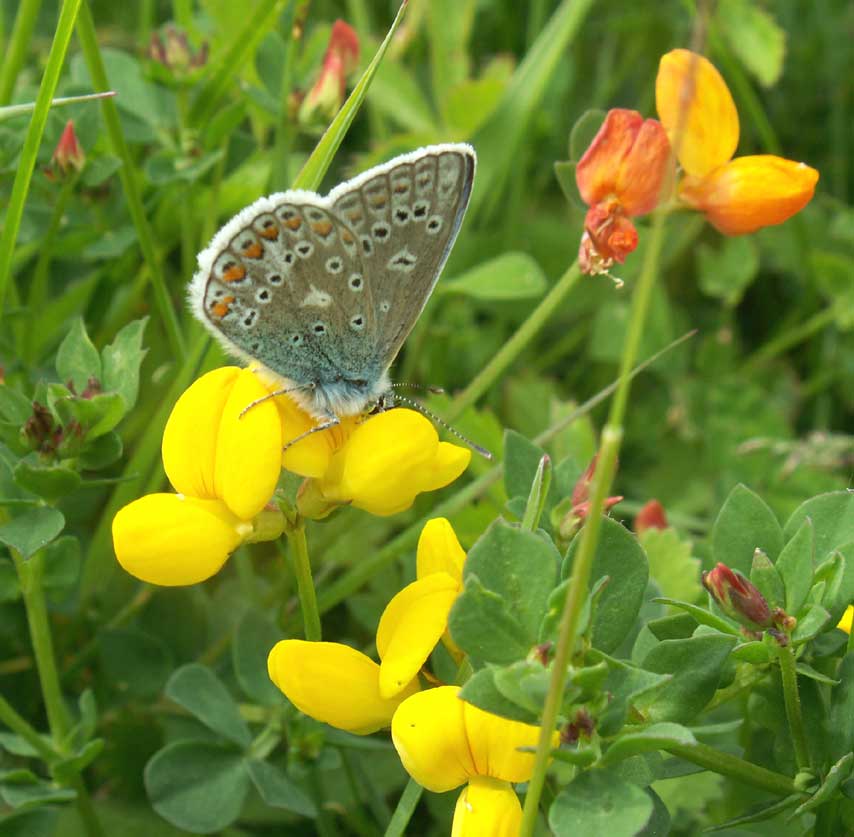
<box><xmin>452</xmin><ymin>778</ymin><xmax>521</xmax><ymax>837</ymax></box>
<box><xmin>267</xmin><ymin>640</ymin><xmax>418</xmax><ymax>735</ymax></box>
<box><xmin>319</xmin><ymin>410</ymin><xmax>442</xmax><ymax>516</ymax></box>
<box><xmin>679</xmin><ymin>155</ymin><xmax>819</xmax><ymax>235</ymax></box>
<box><xmin>415</xmin><ymin>442</ymin><xmax>471</xmax><ymax>493</ymax></box>
<box><xmin>416</xmin><ymin>517</ymin><xmax>466</xmax><ymax>583</ymax></box>
<box><xmin>462</xmin><ymin>699</ymin><xmax>550</xmax><ymax>783</ymax></box>
<box><xmin>376</xmin><ymin>573</ymin><xmax>460</xmax><ymax>698</ymax></box>
<box><xmin>656</xmin><ymin>49</ymin><xmax>739</xmax><ymax>178</ymax></box>
<box><xmin>838</xmin><ymin>606</ymin><xmax>853</xmax><ymax>635</ymax></box>
<box><xmin>214</xmin><ymin>368</ymin><xmax>283</xmax><ymax>519</ymax></box>
<box><xmin>112</xmin><ymin>494</ymin><xmax>245</xmax><ymax>586</ymax></box>
<box><xmin>391</xmin><ymin>686</ymin><xmax>476</xmax><ymax>791</ymax></box>
<box><xmin>162</xmin><ymin>367</ymin><xmax>240</xmax><ymax>499</ymax></box>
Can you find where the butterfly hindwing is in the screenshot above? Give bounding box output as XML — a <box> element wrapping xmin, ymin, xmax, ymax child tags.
<box><xmin>329</xmin><ymin>144</ymin><xmax>475</xmax><ymax>364</ymax></box>
<box><xmin>192</xmin><ymin>194</ymin><xmax>377</xmax><ymax>387</ymax></box>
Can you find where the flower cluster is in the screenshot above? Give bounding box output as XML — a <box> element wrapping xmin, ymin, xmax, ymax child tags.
<box><xmin>575</xmin><ymin>49</ymin><xmax>818</xmax><ymax>275</ymax></box>
<box><xmin>268</xmin><ymin>518</ymin><xmax>553</xmax><ymax>833</ymax></box>
<box><xmin>112</xmin><ymin>370</ymin><xmax>469</xmax><ymax>586</ymax></box>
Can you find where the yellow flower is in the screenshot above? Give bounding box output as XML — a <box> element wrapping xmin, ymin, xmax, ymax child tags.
<box><xmin>838</xmin><ymin>606</ymin><xmax>853</xmax><ymax>635</ymax></box>
<box><xmin>376</xmin><ymin>518</ymin><xmax>466</xmax><ymax>697</ymax></box>
<box><xmin>267</xmin><ymin>640</ymin><xmax>418</xmax><ymax>735</ymax></box>
<box><xmin>113</xmin><ymin>367</ymin><xmax>283</xmax><ymax>586</ymax></box>
<box><xmin>295</xmin><ymin>409</ymin><xmax>471</xmax><ymax>517</ymax></box>
<box><xmin>655</xmin><ymin>49</ymin><xmax>818</xmax><ymax>234</ymax></box>
<box><xmin>391</xmin><ymin>686</ymin><xmax>554</xmax><ymax>835</ymax></box>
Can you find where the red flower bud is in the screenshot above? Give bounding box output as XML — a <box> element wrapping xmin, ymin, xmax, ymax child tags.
<box><xmin>48</xmin><ymin>120</ymin><xmax>85</xmax><ymax>179</ymax></box>
<box><xmin>702</xmin><ymin>562</ymin><xmax>772</xmax><ymax>629</ymax></box>
<box><xmin>635</xmin><ymin>499</ymin><xmax>668</xmax><ymax>533</ymax></box>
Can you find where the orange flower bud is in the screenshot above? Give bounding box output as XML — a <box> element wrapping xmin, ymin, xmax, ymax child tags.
<box><xmin>576</xmin><ymin>109</ymin><xmax>671</xmax><ymax>217</ymax></box>
<box><xmin>49</xmin><ymin>120</ymin><xmax>85</xmax><ymax>177</ymax></box>
<box><xmin>656</xmin><ymin>49</ymin><xmax>739</xmax><ymax>179</ymax></box>
<box><xmin>635</xmin><ymin>499</ymin><xmax>668</xmax><ymax>533</ymax></box>
<box><xmin>299</xmin><ymin>20</ymin><xmax>360</xmax><ymax>125</ymax></box>
<box><xmin>678</xmin><ymin>155</ymin><xmax>819</xmax><ymax>235</ymax></box>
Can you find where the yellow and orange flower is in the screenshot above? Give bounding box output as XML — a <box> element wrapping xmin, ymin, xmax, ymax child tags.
<box><xmin>656</xmin><ymin>48</ymin><xmax>818</xmax><ymax>235</ymax></box>
<box><xmin>113</xmin><ymin>368</ymin><xmax>470</xmax><ymax>586</ymax></box>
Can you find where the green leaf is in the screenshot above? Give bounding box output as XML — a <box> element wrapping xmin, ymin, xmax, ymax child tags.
<box><xmin>42</xmin><ymin>535</ymin><xmax>81</xmax><ymax>598</ymax></box>
<box><xmin>0</xmin><ymin>508</ymin><xmax>65</xmax><ymax>559</ymax></box>
<box><xmin>165</xmin><ymin>664</ymin><xmax>251</xmax><ymax>748</ymax></box>
<box><xmin>55</xmin><ymin>317</ymin><xmax>101</xmax><ymax>393</ymax></box>
<box><xmin>293</xmin><ymin>2</ymin><xmax>409</xmax><ymax>191</ymax></box>
<box><xmin>750</xmin><ymin>549</ymin><xmax>785</xmax><ymax>608</ymax></box>
<box><xmin>717</xmin><ymin>0</ymin><xmax>786</xmax><ymax>87</ymax></box>
<box><xmin>0</xmin><ymin>808</ymin><xmax>58</xmax><ymax>836</ymax></box>
<box><xmin>594</xmin><ymin>654</ymin><xmax>672</xmax><ymax>737</ymax></box>
<box><xmin>245</xmin><ymin>760</ymin><xmax>316</xmax><ymax>817</ymax></box>
<box><xmin>232</xmin><ymin>610</ymin><xmax>282</xmax><ymax>706</ymax></box>
<box><xmin>459</xmin><ymin>518</ymin><xmax>558</xmax><ymax>641</ymax></box>
<box><xmin>784</xmin><ymin>490</ymin><xmax>854</xmax><ymax>562</ymax></box>
<box><xmin>697</xmin><ymin>236</ymin><xmax>760</xmax><ymax>306</ymax></box>
<box><xmin>440</xmin><ymin>252</ymin><xmax>547</xmax><ymax>301</ymax></box>
<box><xmin>653</xmin><ymin>599</ymin><xmax>740</xmax><ymax>637</ymax></box>
<box><xmin>443</xmin><ymin>76</ymin><xmax>507</xmax><ymax>137</ymax></box>
<box><xmin>705</xmin><ymin>795</ymin><xmax>802</xmax><ymax>831</ymax></box>
<box><xmin>828</xmin><ymin>653</ymin><xmax>854</xmax><ymax>763</ymax></box>
<box><xmin>368</xmin><ymin>59</ymin><xmax>436</xmax><ymax>134</ymax></box>
<box><xmin>712</xmin><ymin>484</ymin><xmax>783</xmax><ymax>574</ymax></box>
<box><xmin>564</xmin><ymin>517</ymin><xmax>649</xmax><ymax>652</ymax></box>
<box><xmin>820</xmin><ymin>547</ymin><xmax>854</xmax><ymax>624</ymax></box>
<box><xmin>731</xmin><ymin>641</ymin><xmax>773</xmax><ymax>664</ymax></box>
<box><xmin>569</xmin><ymin>108</ymin><xmax>606</xmax><ymax>162</ymax></box>
<box><xmin>493</xmin><ymin>659</ymin><xmax>552</xmax><ymax>717</ymax></box>
<box><xmin>791</xmin><ymin>752</ymin><xmax>853</xmax><ymax>818</ymax></box>
<box><xmin>52</xmin><ymin>391</ymin><xmax>126</xmax><ymax>440</ymax></box>
<box><xmin>98</xmin><ymin>629</ymin><xmax>172</xmax><ymax>699</ymax></box>
<box><xmin>145</xmin><ymin>740</ymin><xmax>249</xmax><ymax>834</ymax></box>
<box><xmin>449</xmin><ymin>575</ymin><xmax>532</xmax><ymax>664</ymax></box>
<box><xmin>776</xmin><ymin>518</ymin><xmax>815</xmax><ymax>616</ymax></box>
<box><xmin>0</xmin><ymin>386</ymin><xmax>31</xmax><ymax>424</ymax></box>
<box><xmin>795</xmin><ymin>662</ymin><xmax>839</xmax><ymax>686</ymax></box>
<box><xmin>13</xmin><ymin>457</ymin><xmax>81</xmax><ymax>502</ymax></box>
<box><xmin>52</xmin><ymin>739</ymin><xmax>104</xmax><ymax>784</ymax></box>
<box><xmin>101</xmin><ymin>318</ymin><xmax>148</xmax><ymax>410</ymax></box>
<box><xmin>790</xmin><ymin>604</ymin><xmax>831</xmax><ymax>644</ymax></box>
<box><xmin>641</xmin><ymin>528</ymin><xmax>702</xmax><ymax>603</ymax></box>
<box><xmin>600</xmin><ymin>722</ymin><xmax>696</xmax><ymax>767</ymax></box>
<box><xmin>78</xmin><ymin>431</ymin><xmax>123</xmax><ymax>470</ymax></box>
<box><xmin>0</xmin><ymin>770</ymin><xmax>76</xmax><ymax>810</ymax></box>
<box><xmin>458</xmin><ymin>666</ymin><xmax>539</xmax><ymax>723</ymax></box>
<box><xmin>554</xmin><ymin>160</ymin><xmax>579</xmax><ymax>206</ymax></box>
<box><xmin>549</xmin><ymin>768</ymin><xmax>654</xmax><ymax>836</ymax></box>
<box><xmin>639</xmin><ymin>633</ymin><xmax>737</xmax><ymax>723</ymax></box>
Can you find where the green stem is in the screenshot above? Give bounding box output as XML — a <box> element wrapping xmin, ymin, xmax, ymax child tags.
<box><xmin>283</xmin><ymin>523</ymin><xmax>322</xmax><ymax>641</ymax></box>
<box><xmin>69</xmin><ymin>775</ymin><xmax>106</xmax><ymax>837</ymax></box>
<box><xmin>384</xmin><ymin>778</ymin><xmax>423</xmax><ymax>837</ymax></box>
<box><xmin>0</xmin><ymin>692</ymin><xmax>56</xmax><ymax>762</ymax></box>
<box><xmin>705</xmin><ymin>663</ymin><xmax>769</xmax><ymax>712</ymax></box>
<box><xmin>268</xmin><ymin>0</ymin><xmax>297</xmax><ymax>192</ymax></box>
<box><xmin>743</xmin><ymin>307</ymin><xmax>838</xmax><ymax>371</ymax></box>
<box><xmin>665</xmin><ymin>741</ymin><xmax>797</xmax><ymax>797</ymax></box>
<box><xmin>76</xmin><ymin>0</ymin><xmax>186</xmax><ymax>361</ymax></box>
<box><xmin>0</xmin><ymin>0</ymin><xmax>81</xmax><ymax>319</ymax></box>
<box><xmin>12</xmin><ymin>550</ymin><xmax>72</xmax><ymax>742</ymax></box>
<box><xmin>777</xmin><ymin>642</ymin><xmax>811</xmax><ymax>771</ymax></box>
<box><xmin>447</xmin><ymin>263</ymin><xmax>581</xmax><ymax>420</ymax></box>
<box><xmin>519</xmin><ymin>207</ymin><xmax>671</xmax><ymax>837</ymax></box>
<box><xmin>0</xmin><ymin>0</ymin><xmax>42</xmax><ymax>104</ymax></box>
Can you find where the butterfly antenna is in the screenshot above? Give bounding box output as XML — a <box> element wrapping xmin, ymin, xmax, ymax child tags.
<box><xmin>393</xmin><ymin>395</ymin><xmax>493</xmax><ymax>460</ymax></box>
<box><xmin>391</xmin><ymin>382</ymin><xmax>445</xmax><ymax>395</ymax></box>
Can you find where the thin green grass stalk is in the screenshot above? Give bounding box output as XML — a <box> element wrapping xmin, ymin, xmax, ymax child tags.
<box><xmin>0</xmin><ymin>90</ymin><xmax>116</xmax><ymax>121</ymax></box>
<box><xmin>0</xmin><ymin>0</ymin><xmax>82</xmax><ymax>319</ymax></box>
<box><xmin>0</xmin><ymin>0</ymin><xmax>42</xmax><ymax>104</ymax></box>
<box><xmin>384</xmin><ymin>779</ymin><xmax>423</xmax><ymax>837</ymax></box>
<box><xmin>76</xmin><ymin>0</ymin><xmax>187</xmax><ymax>360</ymax></box>
<box><xmin>268</xmin><ymin>1</ymin><xmax>298</xmax><ymax>192</ymax></box>
<box><xmin>447</xmin><ymin>264</ymin><xmax>580</xmax><ymax>420</ymax></box>
<box><xmin>519</xmin><ymin>204</ymin><xmax>672</xmax><ymax>837</ymax></box>
<box><xmin>189</xmin><ymin>0</ymin><xmax>290</xmax><ymax>126</ymax></box>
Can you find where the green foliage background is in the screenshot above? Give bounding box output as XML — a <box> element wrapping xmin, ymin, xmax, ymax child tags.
<box><xmin>0</xmin><ymin>0</ymin><xmax>851</xmax><ymax>835</ymax></box>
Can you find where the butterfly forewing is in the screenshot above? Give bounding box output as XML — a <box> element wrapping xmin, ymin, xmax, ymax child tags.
<box><xmin>195</xmin><ymin>196</ymin><xmax>377</xmax><ymax>387</ymax></box>
<box><xmin>330</xmin><ymin>145</ymin><xmax>475</xmax><ymax>364</ymax></box>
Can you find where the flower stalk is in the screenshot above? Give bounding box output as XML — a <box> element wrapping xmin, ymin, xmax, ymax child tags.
<box><xmin>776</xmin><ymin>640</ymin><xmax>811</xmax><ymax>771</ymax></box>
<box><xmin>384</xmin><ymin>778</ymin><xmax>423</xmax><ymax>837</ymax></box>
<box><xmin>283</xmin><ymin>520</ymin><xmax>322</xmax><ymax>642</ymax></box>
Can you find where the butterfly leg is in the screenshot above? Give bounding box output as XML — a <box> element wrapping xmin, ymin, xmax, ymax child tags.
<box><xmin>283</xmin><ymin>414</ymin><xmax>340</xmax><ymax>451</ymax></box>
<box><xmin>239</xmin><ymin>383</ymin><xmax>316</xmax><ymax>419</ymax></box>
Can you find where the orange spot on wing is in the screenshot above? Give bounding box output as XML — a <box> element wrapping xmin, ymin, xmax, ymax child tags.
<box><xmin>211</xmin><ymin>295</ymin><xmax>235</xmax><ymax>318</ymax></box>
<box><xmin>393</xmin><ymin>182</ymin><xmax>409</xmax><ymax>194</ymax></box>
<box><xmin>243</xmin><ymin>242</ymin><xmax>264</xmax><ymax>259</ymax></box>
<box><xmin>312</xmin><ymin>220</ymin><xmax>333</xmax><ymax>237</ymax></box>
<box><xmin>341</xmin><ymin>230</ymin><xmax>354</xmax><ymax>244</ymax></box>
<box><xmin>259</xmin><ymin>225</ymin><xmax>279</xmax><ymax>240</ymax></box>
<box><xmin>222</xmin><ymin>264</ymin><xmax>246</xmax><ymax>282</ymax></box>
<box><xmin>347</xmin><ymin>211</ymin><xmax>363</xmax><ymax>224</ymax></box>
<box><xmin>370</xmin><ymin>195</ymin><xmax>387</xmax><ymax>209</ymax></box>
<box><xmin>285</xmin><ymin>216</ymin><xmax>302</xmax><ymax>231</ymax></box>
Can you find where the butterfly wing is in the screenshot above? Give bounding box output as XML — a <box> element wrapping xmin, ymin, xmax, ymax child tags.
<box><xmin>329</xmin><ymin>143</ymin><xmax>475</xmax><ymax>365</ymax></box>
<box><xmin>190</xmin><ymin>192</ymin><xmax>376</xmax><ymax>389</ymax></box>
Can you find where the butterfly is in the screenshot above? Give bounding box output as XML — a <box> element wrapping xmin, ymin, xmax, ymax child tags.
<box><xmin>189</xmin><ymin>143</ymin><xmax>476</xmax><ymax>447</ymax></box>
